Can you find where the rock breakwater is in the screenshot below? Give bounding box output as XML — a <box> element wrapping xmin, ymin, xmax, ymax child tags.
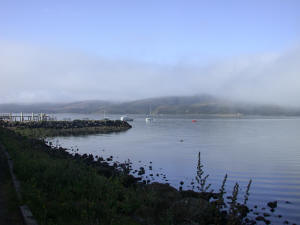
<box><xmin>0</xmin><ymin>120</ymin><xmax>132</xmax><ymax>137</ymax></box>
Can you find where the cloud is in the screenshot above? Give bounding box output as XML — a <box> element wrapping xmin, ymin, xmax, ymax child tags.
<box><xmin>213</xmin><ymin>48</ymin><xmax>300</xmax><ymax>105</ymax></box>
<box><xmin>0</xmin><ymin>40</ymin><xmax>300</xmax><ymax>106</ymax></box>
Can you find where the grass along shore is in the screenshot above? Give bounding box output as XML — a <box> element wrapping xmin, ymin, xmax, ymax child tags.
<box><xmin>0</xmin><ymin>127</ymin><xmax>260</xmax><ymax>225</ymax></box>
<box><xmin>0</xmin><ymin>142</ymin><xmax>24</xmax><ymax>225</ymax></box>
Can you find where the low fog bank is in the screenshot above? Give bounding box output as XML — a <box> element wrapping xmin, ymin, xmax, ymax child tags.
<box><xmin>1</xmin><ymin>95</ymin><xmax>300</xmax><ymax>116</ymax></box>
<box><xmin>1</xmin><ymin>40</ymin><xmax>300</xmax><ymax>107</ymax></box>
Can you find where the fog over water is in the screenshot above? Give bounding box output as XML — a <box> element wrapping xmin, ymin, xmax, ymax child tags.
<box><xmin>1</xmin><ymin>40</ymin><xmax>300</xmax><ymax>106</ymax></box>
<box><xmin>1</xmin><ymin>1</ymin><xmax>300</xmax><ymax>106</ymax></box>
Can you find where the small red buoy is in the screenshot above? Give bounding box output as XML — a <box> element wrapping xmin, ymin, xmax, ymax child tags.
<box><xmin>192</xmin><ymin>120</ymin><xmax>197</xmax><ymax>122</ymax></box>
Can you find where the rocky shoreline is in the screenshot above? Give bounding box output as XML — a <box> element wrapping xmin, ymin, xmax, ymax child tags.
<box><xmin>0</xmin><ymin>120</ymin><xmax>132</xmax><ymax>137</ymax></box>
<box><xmin>0</xmin><ymin>125</ymin><xmax>290</xmax><ymax>224</ymax></box>
<box><xmin>0</xmin><ymin>127</ymin><xmax>260</xmax><ymax>225</ymax></box>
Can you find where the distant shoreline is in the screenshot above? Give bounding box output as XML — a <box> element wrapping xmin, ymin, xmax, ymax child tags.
<box><xmin>1</xmin><ymin>95</ymin><xmax>300</xmax><ymax>116</ymax></box>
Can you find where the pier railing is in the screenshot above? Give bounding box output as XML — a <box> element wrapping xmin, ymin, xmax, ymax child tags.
<box><xmin>0</xmin><ymin>113</ymin><xmax>54</xmax><ymax>122</ymax></box>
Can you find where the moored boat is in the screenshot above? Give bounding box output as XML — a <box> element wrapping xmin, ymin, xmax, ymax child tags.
<box><xmin>120</xmin><ymin>116</ymin><xmax>134</xmax><ymax>122</ymax></box>
<box><xmin>145</xmin><ymin>116</ymin><xmax>153</xmax><ymax>122</ymax></box>
<box><xmin>145</xmin><ymin>105</ymin><xmax>154</xmax><ymax>123</ymax></box>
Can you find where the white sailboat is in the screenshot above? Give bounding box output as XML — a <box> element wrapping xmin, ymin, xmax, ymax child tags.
<box><xmin>145</xmin><ymin>105</ymin><xmax>153</xmax><ymax>122</ymax></box>
<box><xmin>103</xmin><ymin>110</ymin><xmax>110</xmax><ymax>120</ymax></box>
<box><xmin>145</xmin><ymin>117</ymin><xmax>153</xmax><ymax>122</ymax></box>
<box><xmin>120</xmin><ymin>115</ymin><xmax>134</xmax><ymax>121</ymax></box>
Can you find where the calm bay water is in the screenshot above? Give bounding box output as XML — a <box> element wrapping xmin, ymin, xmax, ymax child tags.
<box><xmin>50</xmin><ymin>114</ymin><xmax>300</xmax><ymax>224</ymax></box>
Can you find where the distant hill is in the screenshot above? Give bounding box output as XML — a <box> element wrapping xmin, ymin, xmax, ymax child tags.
<box><xmin>1</xmin><ymin>95</ymin><xmax>300</xmax><ymax>116</ymax></box>
<box><xmin>106</xmin><ymin>95</ymin><xmax>300</xmax><ymax>116</ymax></box>
<box><xmin>0</xmin><ymin>100</ymin><xmax>112</xmax><ymax>113</ymax></box>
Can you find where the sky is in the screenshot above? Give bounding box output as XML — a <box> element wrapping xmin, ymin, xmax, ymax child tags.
<box><xmin>0</xmin><ymin>0</ymin><xmax>300</xmax><ymax>105</ymax></box>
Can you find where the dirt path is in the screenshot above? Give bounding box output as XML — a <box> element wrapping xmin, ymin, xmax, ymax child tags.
<box><xmin>0</xmin><ymin>145</ymin><xmax>23</xmax><ymax>225</ymax></box>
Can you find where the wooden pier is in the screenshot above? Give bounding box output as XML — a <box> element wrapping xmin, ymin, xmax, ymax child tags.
<box><xmin>0</xmin><ymin>113</ymin><xmax>53</xmax><ymax>122</ymax></box>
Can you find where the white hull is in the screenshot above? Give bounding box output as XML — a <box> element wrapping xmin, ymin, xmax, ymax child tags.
<box><xmin>120</xmin><ymin>116</ymin><xmax>134</xmax><ymax>122</ymax></box>
<box><xmin>145</xmin><ymin>117</ymin><xmax>153</xmax><ymax>122</ymax></box>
